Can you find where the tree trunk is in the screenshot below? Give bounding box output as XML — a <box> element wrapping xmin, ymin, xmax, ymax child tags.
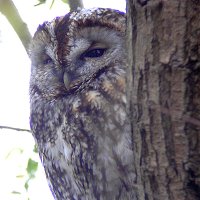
<box><xmin>126</xmin><ymin>1</ymin><xmax>200</xmax><ymax>200</ymax></box>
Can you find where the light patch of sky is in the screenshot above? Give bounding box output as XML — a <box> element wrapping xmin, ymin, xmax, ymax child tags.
<box><xmin>0</xmin><ymin>0</ymin><xmax>125</xmax><ymax>199</ymax></box>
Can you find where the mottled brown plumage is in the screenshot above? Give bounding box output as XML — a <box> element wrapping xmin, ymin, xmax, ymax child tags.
<box><xmin>30</xmin><ymin>8</ymin><xmax>136</xmax><ymax>200</ymax></box>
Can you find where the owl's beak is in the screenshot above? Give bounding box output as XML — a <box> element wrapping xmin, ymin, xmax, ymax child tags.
<box><xmin>63</xmin><ymin>72</ymin><xmax>70</xmax><ymax>90</ymax></box>
<box><xmin>63</xmin><ymin>71</ymin><xmax>83</xmax><ymax>93</ymax></box>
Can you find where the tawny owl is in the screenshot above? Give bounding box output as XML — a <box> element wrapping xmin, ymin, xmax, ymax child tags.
<box><xmin>30</xmin><ymin>8</ymin><xmax>135</xmax><ymax>200</ymax></box>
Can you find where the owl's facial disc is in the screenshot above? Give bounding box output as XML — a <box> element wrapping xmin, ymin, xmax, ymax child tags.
<box><xmin>63</xmin><ymin>42</ymin><xmax>108</xmax><ymax>93</ymax></box>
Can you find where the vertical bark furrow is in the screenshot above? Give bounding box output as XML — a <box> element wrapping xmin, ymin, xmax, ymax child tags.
<box><xmin>184</xmin><ymin>66</ymin><xmax>200</xmax><ymax>199</ymax></box>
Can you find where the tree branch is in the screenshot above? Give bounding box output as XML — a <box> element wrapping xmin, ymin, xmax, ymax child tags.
<box><xmin>0</xmin><ymin>125</ymin><xmax>31</xmax><ymax>133</ymax></box>
<box><xmin>69</xmin><ymin>0</ymin><xmax>83</xmax><ymax>11</ymax></box>
<box><xmin>0</xmin><ymin>0</ymin><xmax>32</xmax><ymax>56</ymax></box>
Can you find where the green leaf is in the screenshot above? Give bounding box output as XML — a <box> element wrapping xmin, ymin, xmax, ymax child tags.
<box><xmin>33</xmin><ymin>144</ymin><xmax>38</xmax><ymax>153</ymax></box>
<box><xmin>24</xmin><ymin>180</ymin><xmax>29</xmax><ymax>191</ymax></box>
<box><xmin>26</xmin><ymin>158</ymin><xmax>38</xmax><ymax>176</ymax></box>
<box><xmin>61</xmin><ymin>0</ymin><xmax>69</xmax><ymax>3</ymax></box>
<box><xmin>16</xmin><ymin>174</ymin><xmax>24</xmax><ymax>178</ymax></box>
<box><xmin>11</xmin><ymin>191</ymin><xmax>21</xmax><ymax>195</ymax></box>
<box><xmin>5</xmin><ymin>148</ymin><xmax>23</xmax><ymax>159</ymax></box>
<box><xmin>35</xmin><ymin>0</ymin><xmax>46</xmax><ymax>6</ymax></box>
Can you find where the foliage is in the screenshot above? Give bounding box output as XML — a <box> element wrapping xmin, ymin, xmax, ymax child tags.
<box><xmin>25</xmin><ymin>158</ymin><xmax>38</xmax><ymax>191</ymax></box>
<box><xmin>4</xmin><ymin>144</ymin><xmax>40</xmax><ymax>200</ymax></box>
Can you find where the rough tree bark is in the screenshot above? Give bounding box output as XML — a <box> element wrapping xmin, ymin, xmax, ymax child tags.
<box><xmin>127</xmin><ymin>0</ymin><xmax>200</xmax><ymax>200</ymax></box>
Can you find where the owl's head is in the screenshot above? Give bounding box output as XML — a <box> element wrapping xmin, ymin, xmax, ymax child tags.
<box><xmin>30</xmin><ymin>8</ymin><xmax>126</xmax><ymax>100</ymax></box>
